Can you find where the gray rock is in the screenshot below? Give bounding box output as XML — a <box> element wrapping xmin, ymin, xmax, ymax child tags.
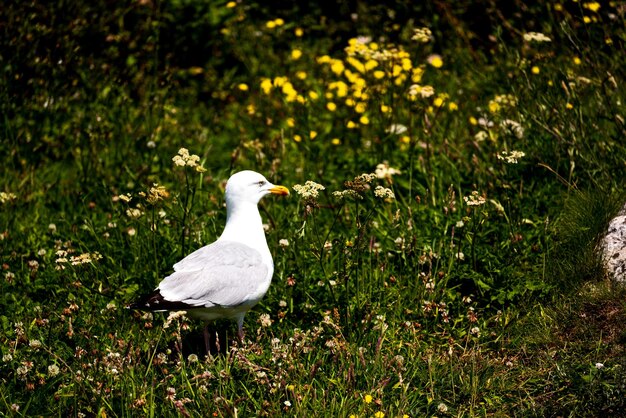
<box><xmin>601</xmin><ymin>204</ymin><xmax>626</xmax><ymax>282</ymax></box>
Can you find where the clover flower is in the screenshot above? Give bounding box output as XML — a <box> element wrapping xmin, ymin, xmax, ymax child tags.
<box><xmin>258</xmin><ymin>313</ymin><xmax>273</xmax><ymax>327</ymax></box>
<box><xmin>48</xmin><ymin>364</ymin><xmax>60</xmax><ymax>376</ymax></box>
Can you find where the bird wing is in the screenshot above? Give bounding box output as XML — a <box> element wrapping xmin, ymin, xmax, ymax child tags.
<box><xmin>157</xmin><ymin>240</ymin><xmax>269</xmax><ymax>308</ymax></box>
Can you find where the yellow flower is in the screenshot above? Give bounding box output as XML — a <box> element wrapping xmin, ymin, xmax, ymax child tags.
<box><xmin>346</xmin><ymin>121</ymin><xmax>357</xmax><ymax>129</ymax></box>
<box><xmin>531</xmin><ymin>66</ymin><xmax>540</xmax><ymax>74</ymax></box>
<box><xmin>347</xmin><ymin>57</ymin><xmax>366</xmax><ymax>73</ymax></box>
<box><xmin>317</xmin><ymin>55</ymin><xmax>331</xmax><ymax>64</ymax></box>
<box><xmin>266</xmin><ymin>20</ymin><xmax>276</xmax><ymax>29</ymax></box>
<box><xmin>364</xmin><ymin>394</ymin><xmax>373</xmax><ymax>404</ymax></box>
<box><xmin>566</xmin><ymin>102</ymin><xmax>574</xmax><ymax>109</ymax></box>
<box><xmin>365</xmin><ymin>60</ymin><xmax>378</xmax><ymax>71</ymax></box>
<box><xmin>373</xmin><ymin>70</ymin><xmax>385</xmax><ymax>79</ymax></box>
<box><xmin>296</xmin><ymin>71</ymin><xmax>307</xmax><ymax>80</ymax></box>
<box><xmin>294</xmin><ymin>134</ymin><xmax>302</xmax><ymax>142</ymax></box>
<box><xmin>246</xmin><ymin>104</ymin><xmax>255</xmax><ymax>115</ymax></box>
<box><xmin>380</xmin><ymin>104</ymin><xmax>391</xmax><ymax>113</ymax></box>
<box><xmin>469</xmin><ymin>116</ymin><xmax>478</xmax><ymax>125</ymax></box>
<box><xmin>573</xmin><ymin>56</ymin><xmax>582</xmax><ymax>65</ymax></box>
<box><xmin>554</xmin><ymin>3</ymin><xmax>563</xmax><ymax>11</ymax></box>
<box><xmin>374</xmin><ymin>412</ymin><xmax>385</xmax><ymax>418</ymax></box>
<box><xmin>291</xmin><ymin>49</ymin><xmax>303</xmax><ymax>60</ymax></box>
<box><xmin>326</xmin><ymin>102</ymin><xmax>337</xmax><ymax>111</ymax></box>
<box><xmin>330</xmin><ymin>59</ymin><xmax>345</xmax><ymax>75</ymax></box>
<box><xmin>309</xmin><ymin>91</ymin><xmax>319</xmax><ymax>100</ymax></box>
<box><xmin>331</xmin><ymin>138</ymin><xmax>341</xmax><ymax>145</ymax></box>
<box><xmin>310</xmin><ymin>130</ymin><xmax>318</xmax><ymax>140</ymax></box>
<box><xmin>273</xmin><ymin>76</ymin><xmax>287</xmax><ymax>87</ymax></box>
<box><xmin>583</xmin><ymin>2</ymin><xmax>600</xmax><ymax>12</ymax></box>
<box><xmin>400</xmin><ymin>135</ymin><xmax>410</xmax><ymax>144</ymax></box>
<box><xmin>274</xmin><ymin>18</ymin><xmax>284</xmax><ymax>26</ymax></box>
<box><xmin>583</xmin><ymin>16</ymin><xmax>591</xmax><ymax>23</ymax></box>
<box><xmin>287</xmin><ymin>118</ymin><xmax>295</xmax><ymax>127</ymax></box>
<box><xmin>260</xmin><ymin>78</ymin><xmax>273</xmax><ymax>94</ymax></box>
<box><xmin>237</xmin><ymin>83</ymin><xmax>248</xmax><ymax>91</ymax></box>
<box><xmin>294</xmin><ymin>27</ymin><xmax>303</xmax><ymax>37</ymax></box>
<box><xmin>226</xmin><ymin>1</ymin><xmax>236</xmax><ymax>8</ymax></box>
<box><xmin>488</xmin><ymin>101</ymin><xmax>500</xmax><ymax>113</ymax></box>
<box><xmin>427</xmin><ymin>54</ymin><xmax>443</xmax><ymax>68</ymax></box>
<box><xmin>359</xmin><ymin>115</ymin><xmax>370</xmax><ymax>125</ymax></box>
<box><xmin>412</xmin><ymin>67</ymin><xmax>424</xmax><ymax>83</ymax></box>
<box><xmin>355</xmin><ymin>102</ymin><xmax>367</xmax><ymax>113</ymax></box>
<box><xmin>448</xmin><ymin>102</ymin><xmax>458</xmax><ymax>111</ymax></box>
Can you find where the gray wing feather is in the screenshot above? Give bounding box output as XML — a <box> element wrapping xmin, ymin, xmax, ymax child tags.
<box><xmin>158</xmin><ymin>241</ymin><xmax>268</xmax><ymax>307</ymax></box>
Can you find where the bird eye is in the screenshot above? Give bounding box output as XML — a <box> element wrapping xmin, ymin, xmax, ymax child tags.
<box><xmin>257</xmin><ymin>180</ymin><xmax>266</xmax><ymax>186</ymax></box>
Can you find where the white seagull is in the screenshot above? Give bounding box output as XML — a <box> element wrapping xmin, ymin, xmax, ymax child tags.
<box><xmin>131</xmin><ymin>170</ymin><xmax>289</xmax><ymax>350</ymax></box>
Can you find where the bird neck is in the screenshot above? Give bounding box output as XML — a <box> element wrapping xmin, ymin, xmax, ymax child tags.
<box><xmin>219</xmin><ymin>201</ymin><xmax>269</xmax><ymax>250</ymax></box>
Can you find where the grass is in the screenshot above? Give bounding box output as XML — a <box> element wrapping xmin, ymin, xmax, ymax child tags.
<box><xmin>1</xmin><ymin>1</ymin><xmax>626</xmax><ymax>416</ymax></box>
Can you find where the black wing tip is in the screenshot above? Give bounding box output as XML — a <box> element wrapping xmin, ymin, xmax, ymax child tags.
<box><xmin>129</xmin><ymin>289</ymin><xmax>194</xmax><ymax>311</ymax></box>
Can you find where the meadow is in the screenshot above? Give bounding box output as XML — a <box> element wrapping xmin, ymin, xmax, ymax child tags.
<box><xmin>1</xmin><ymin>1</ymin><xmax>626</xmax><ymax>416</ymax></box>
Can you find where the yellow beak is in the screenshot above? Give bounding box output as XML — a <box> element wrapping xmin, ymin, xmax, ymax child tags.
<box><xmin>269</xmin><ymin>185</ymin><xmax>290</xmax><ymax>196</ymax></box>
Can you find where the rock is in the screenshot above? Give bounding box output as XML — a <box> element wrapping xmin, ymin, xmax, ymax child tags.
<box><xmin>601</xmin><ymin>204</ymin><xmax>626</xmax><ymax>282</ymax></box>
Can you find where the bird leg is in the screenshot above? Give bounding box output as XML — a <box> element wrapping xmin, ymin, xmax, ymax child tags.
<box><xmin>237</xmin><ymin>324</ymin><xmax>245</xmax><ymax>344</ymax></box>
<box><xmin>203</xmin><ymin>324</ymin><xmax>221</xmax><ymax>356</ymax></box>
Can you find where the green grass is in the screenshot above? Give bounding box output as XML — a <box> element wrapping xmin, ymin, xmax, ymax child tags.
<box><xmin>1</xmin><ymin>1</ymin><xmax>626</xmax><ymax>416</ymax></box>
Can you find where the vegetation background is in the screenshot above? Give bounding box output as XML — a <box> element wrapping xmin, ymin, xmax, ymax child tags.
<box><xmin>1</xmin><ymin>0</ymin><xmax>625</xmax><ymax>416</ymax></box>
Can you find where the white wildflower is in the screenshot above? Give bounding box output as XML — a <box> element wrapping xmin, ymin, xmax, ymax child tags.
<box><xmin>474</xmin><ymin>131</ymin><xmax>489</xmax><ymax>142</ymax></box>
<box><xmin>386</xmin><ymin>124</ymin><xmax>407</xmax><ymax>135</ymax></box>
<box><xmin>163</xmin><ymin>311</ymin><xmax>187</xmax><ymax>329</ymax></box>
<box><xmin>500</xmin><ymin>119</ymin><xmax>524</xmax><ymax>139</ymax></box>
<box><xmin>412</xmin><ymin>27</ymin><xmax>432</xmax><ymax>43</ymax></box>
<box><xmin>374</xmin><ymin>186</ymin><xmax>395</xmax><ymax>199</ymax></box>
<box><xmin>292</xmin><ymin>180</ymin><xmax>325</xmax><ymax>200</ymax></box>
<box><xmin>375</xmin><ymin>162</ymin><xmax>401</xmax><ymax>180</ymax></box>
<box><xmin>118</xmin><ymin>193</ymin><xmax>132</xmax><ymax>203</ymax></box>
<box><xmin>172</xmin><ymin>148</ymin><xmax>206</xmax><ymax>172</ymax></box>
<box><xmin>279</xmin><ymin>239</ymin><xmax>289</xmax><ymax>248</ymax></box>
<box><xmin>497</xmin><ymin>150</ymin><xmax>526</xmax><ymax>164</ymax></box>
<box><xmin>523</xmin><ymin>32</ymin><xmax>551</xmax><ymax>43</ymax></box>
<box><xmin>0</xmin><ymin>192</ymin><xmax>17</xmax><ymax>204</ymax></box>
<box><xmin>464</xmin><ymin>191</ymin><xmax>486</xmax><ymax>206</ymax></box>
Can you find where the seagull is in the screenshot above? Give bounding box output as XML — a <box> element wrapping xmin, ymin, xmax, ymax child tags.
<box><xmin>130</xmin><ymin>170</ymin><xmax>289</xmax><ymax>351</ymax></box>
